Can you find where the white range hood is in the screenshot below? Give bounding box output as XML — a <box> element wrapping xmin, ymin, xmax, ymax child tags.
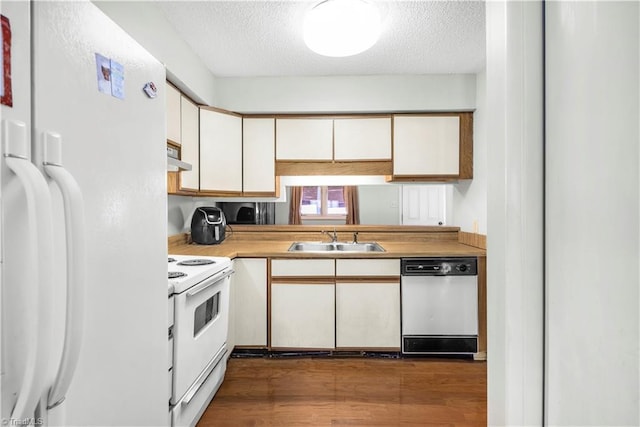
<box><xmin>167</xmin><ymin>156</ymin><xmax>192</xmax><ymax>172</ymax></box>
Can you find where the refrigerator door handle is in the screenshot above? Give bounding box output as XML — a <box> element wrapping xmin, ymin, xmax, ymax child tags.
<box><xmin>2</xmin><ymin>120</ymin><xmax>55</xmax><ymax>420</ymax></box>
<box><xmin>41</xmin><ymin>132</ymin><xmax>86</xmax><ymax>410</ymax></box>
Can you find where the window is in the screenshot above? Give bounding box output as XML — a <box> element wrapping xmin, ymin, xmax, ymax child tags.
<box><xmin>300</xmin><ymin>186</ymin><xmax>347</xmax><ymax>218</ymax></box>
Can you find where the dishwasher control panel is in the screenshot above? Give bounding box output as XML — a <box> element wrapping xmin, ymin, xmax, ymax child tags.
<box><xmin>401</xmin><ymin>257</ymin><xmax>477</xmax><ymax>276</ymax></box>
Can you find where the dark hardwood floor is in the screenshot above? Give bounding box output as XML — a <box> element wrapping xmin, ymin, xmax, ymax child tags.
<box><xmin>197</xmin><ymin>356</ymin><xmax>487</xmax><ymax>426</ymax></box>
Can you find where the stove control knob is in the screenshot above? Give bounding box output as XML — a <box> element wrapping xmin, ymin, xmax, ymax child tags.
<box><xmin>458</xmin><ymin>264</ymin><xmax>468</xmax><ymax>272</ymax></box>
<box><xmin>441</xmin><ymin>263</ymin><xmax>452</xmax><ymax>274</ymax></box>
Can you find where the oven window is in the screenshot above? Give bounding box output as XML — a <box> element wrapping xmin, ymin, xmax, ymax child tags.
<box><xmin>193</xmin><ymin>291</ymin><xmax>220</xmax><ymax>337</ymax></box>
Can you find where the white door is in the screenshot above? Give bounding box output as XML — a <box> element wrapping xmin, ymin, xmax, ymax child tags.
<box><xmin>401</xmin><ymin>185</ymin><xmax>447</xmax><ymax>225</ymax></box>
<box><xmin>545</xmin><ymin>2</ymin><xmax>639</xmax><ymax>425</ymax></box>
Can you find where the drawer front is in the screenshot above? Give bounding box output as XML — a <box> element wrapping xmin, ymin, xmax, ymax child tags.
<box><xmin>336</xmin><ymin>259</ymin><xmax>400</xmax><ymax>277</ymax></box>
<box><xmin>171</xmin><ymin>351</ymin><xmax>227</xmax><ymax>427</ymax></box>
<box><xmin>271</xmin><ymin>259</ymin><xmax>335</xmax><ymax>277</ymax></box>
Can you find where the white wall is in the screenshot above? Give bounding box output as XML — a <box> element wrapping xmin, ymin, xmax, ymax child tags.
<box><xmin>486</xmin><ymin>2</ymin><xmax>544</xmax><ymax>425</ymax></box>
<box><xmin>359</xmin><ymin>186</ymin><xmax>401</xmax><ymax>225</ymax></box>
<box><xmin>452</xmin><ymin>72</ymin><xmax>487</xmax><ymax>234</ymax></box>
<box><xmin>93</xmin><ymin>1</ymin><xmax>217</xmax><ymax>104</ymax></box>
<box><xmin>545</xmin><ymin>2</ymin><xmax>639</xmax><ymax>425</ymax></box>
<box><xmin>168</xmin><ymin>196</ymin><xmax>221</xmax><ymax>236</ymax></box>
<box><xmin>214</xmin><ymin>74</ymin><xmax>476</xmax><ymax>113</ymax></box>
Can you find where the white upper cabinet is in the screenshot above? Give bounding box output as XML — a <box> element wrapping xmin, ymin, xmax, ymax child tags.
<box><xmin>393</xmin><ymin>115</ymin><xmax>461</xmax><ymax>176</ymax></box>
<box><xmin>199</xmin><ymin>108</ymin><xmax>242</xmax><ymax>193</ymax></box>
<box><xmin>275</xmin><ymin>118</ymin><xmax>333</xmax><ymax>160</ymax></box>
<box><xmin>243</xmin><ymin>118</ymin><xmax>276</xmax><ymax>195</ymax></box>
<box><xmin>166</xmin><ymin>83</ymin><xmax>181</xmax><ymax>145</ymax></box>
<box><xmin>179</xmin><ymin>96</ymin><xmax>199</xmax><ymax>191</ymax></box>
<box><xmin>333</xmin><ymin>117</ymin><xmax>391</xmax><ymax>160</ymax></box>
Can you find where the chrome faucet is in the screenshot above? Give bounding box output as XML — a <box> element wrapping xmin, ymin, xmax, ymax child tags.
<box><xmin>322</xmin><ymin>229</ymin><xmax>338</xmax><ymax>243</ymax></box>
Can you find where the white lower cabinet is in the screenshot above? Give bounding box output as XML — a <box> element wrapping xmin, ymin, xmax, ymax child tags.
<box><xmin>271</xmin><ymin>282</ymin><xmax>335</xmax><ymax>349</ymax></box>
<box><xmin>336</xmin><ymin>281</ymin><xmax>400</xmax><ymax>349</ymax></box>
<box><xmin>233</xmin><ymin>258</ymin><xmax>268</xmax><ymax>347</ymax></box>
<box><xmin>268</xmin><ymin>258</ymin><xmax>401</xmax><ymax>351</ymax></box>
<box><xmin>335</xmin><ymin>258</ymin><xmax>401</xmax><ymax>349</ymax></box>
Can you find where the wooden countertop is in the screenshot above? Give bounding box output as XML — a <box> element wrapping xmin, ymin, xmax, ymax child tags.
<box><xmin>168</xmin><ymin>239</ymin><xmax>486</xmax><ymax>259</ymax></box>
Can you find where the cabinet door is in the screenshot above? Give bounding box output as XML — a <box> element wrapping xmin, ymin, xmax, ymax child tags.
<box><xmin>393</xmin><ymin>115</ymin><xmax>460</xmax><ymax>176</ymax></box>
<box><xmin>179</xmin><ymin>96</ymin><xmax>199</xmax><ymax>191</ymax></box>
<box><xmin>334</xmin><ymin>117</ymin><xmax>391</xmax><ymax>160</ymax></box>
<box><xmin>200</xmin><ymin>108</ymin><xmax>242</xmax><ymax>193</ymax></box>
<box><xmin>166</xmin><ymin>83</ymin><xmax>181</xmax><ymax>144</ymax></box>
<box><xmin>275</xmin><ymin>118</ymin><xmax>333</xmax><ymax>160</ymax></box>
<box><xmin>271</xmin><ymin>283</ymin><xmax>335</xmax><ymax>349</ymax></box>
<box><xmin>243</xmin><ymin>118</ymin><xmax>276</xmax><ymax>195</ymax></box>
<box><xmin>233</xmin><ymin>258</ymin><xmax>267</xmax><ymax>347</ymax></box>
<box><xmin>336</xmin><ymin>281</ymin><xmax>400</xmax><ymax>349</ymax></box>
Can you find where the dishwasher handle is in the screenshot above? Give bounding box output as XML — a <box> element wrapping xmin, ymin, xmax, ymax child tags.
<box><xmin>404</xmin><ymin>264</ymin><xmax>443</xmax><ymax>274</ymax></box>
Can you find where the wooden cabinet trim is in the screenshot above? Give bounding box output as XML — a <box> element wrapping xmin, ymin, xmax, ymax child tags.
<box><xmin>458</xmin><ymin>112</ymin><xmax>474</xmax><ymax>179</ymax></box>
<box><xmin>197</xmin><ymin>190</ymin><xmax>243</xmax><ymax>197</ymax></box>
<box><xmin>276</xmin><ymin>160</ymin><xmax>392</xmax><ymax>176</ymax></box>
<box><xmin>386</xmin><ymin>174</ymin><xmax>462</xmax><ymax>183</ymax></box>
<box><xmin>199</xmin><ymin>105</ymin><xmax>243</xmax><ymax>117</ymax></box>
<box><xmin>335</xmin><ymin>277</ymin><xmax>400</xmax><ymax>283</ymax></box>
<box><xmin>271</xmin><ymin>279</ymin><xmax>335</xmax><ymax>285</ymax></box>
<box><xmin>477</xmin><ymin>255</ymin><xmax>487</xmax><ymax>358</ymax></box>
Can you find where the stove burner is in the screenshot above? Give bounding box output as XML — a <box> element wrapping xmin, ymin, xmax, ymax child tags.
<box><xmin>177</xmin><ymin>259</ymin><xmax>216</xmax><ymax>266</ymax></box>
<box><xmin>168</xmin><ymin>271</ymin><xmax>187</xmax><ymax>279</ymax></box>
<box><xmin>168</xmin><ymin>257</ymin><xmax>177</xmax><ymax>263</ymax></box>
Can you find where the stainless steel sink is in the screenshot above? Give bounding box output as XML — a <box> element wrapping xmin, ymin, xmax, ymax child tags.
<box><xmin>287</xmin><ymin>241</ymin><xmax>385</xmax><ymax>253</ymax></box>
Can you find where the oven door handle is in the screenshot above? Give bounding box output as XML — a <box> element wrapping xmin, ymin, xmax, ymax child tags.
<box><xmin>186</xmin><ymin>268</ymin><xmax>234</xmax><ymax>298</ymax></box>
<box><xmin>181</xmin><ymin>345</ymin><xmax>228</xmax><ymax>406</ymax></box>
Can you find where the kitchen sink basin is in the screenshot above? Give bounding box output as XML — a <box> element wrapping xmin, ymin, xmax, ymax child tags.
<box><xmin>287</xmin><ymin>242</ymin><xmax>385</xmax><ymax>253</ymax></box>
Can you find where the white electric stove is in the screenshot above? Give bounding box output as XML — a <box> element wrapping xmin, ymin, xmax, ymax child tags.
<box><xmin>168</xmin><ymin>254</ymin><xmax>232</xmax><ymax>295</ymax></box>
<box><xmin>167</xmin><ymin>254</ymin><xmax>233</xmax><ymax>427</ymax></box>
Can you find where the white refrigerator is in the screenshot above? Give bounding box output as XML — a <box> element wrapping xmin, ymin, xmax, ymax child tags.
<box><xmin>1</xmin><ymin>1</ymin><xmax>168</xmax><ymax>426</ymax></box>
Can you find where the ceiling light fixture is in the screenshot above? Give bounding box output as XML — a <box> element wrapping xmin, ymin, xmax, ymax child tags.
<box><xmin>303</xmin><ymin>0</ymin><xmax>382</xmax><ymax>58</ymax></box>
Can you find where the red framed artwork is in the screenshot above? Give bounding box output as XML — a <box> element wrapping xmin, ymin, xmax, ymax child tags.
<box><xmin>1</xmin><ymin>14</ymin><xmax>13</xmax><ymax>107</ymax></box>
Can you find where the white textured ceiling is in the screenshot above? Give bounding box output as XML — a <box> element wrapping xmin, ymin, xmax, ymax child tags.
<box><xmin>157</xmin><ymin>1</ymin><xmax>486</xmax><ymax>78</ymax></box>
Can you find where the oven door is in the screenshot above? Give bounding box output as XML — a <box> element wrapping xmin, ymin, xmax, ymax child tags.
<box><xmin>172</xmin><ymin>268</ymin><xmax>232</xmax><ymax>404</ymax></box>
